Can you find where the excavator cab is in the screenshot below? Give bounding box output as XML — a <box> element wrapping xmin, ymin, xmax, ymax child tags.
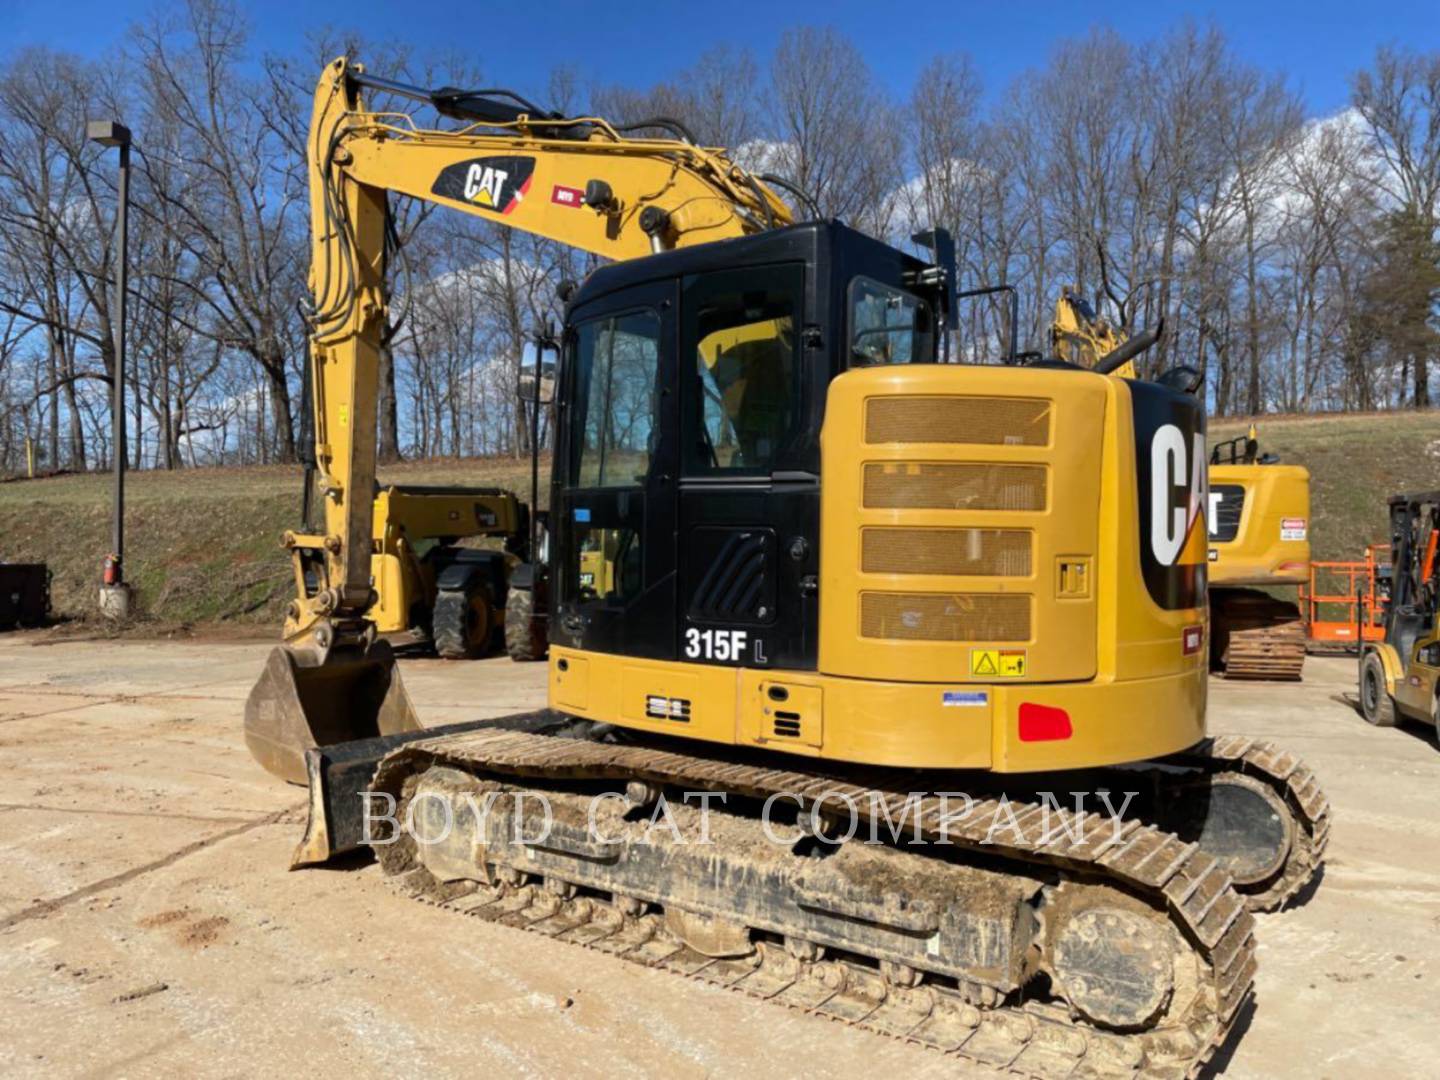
<box><xmin>548</xmin><ymin>221</ymin><xmax>942</xmax><ymax>669</ymax></box>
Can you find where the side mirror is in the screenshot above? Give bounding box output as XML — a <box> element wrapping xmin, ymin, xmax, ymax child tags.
<box><xmin>517</xmin><ymin>362</ymin><xmax>556</xmax><ymax>405</ymax></box>
<box><xmin>518</xmin><ymin>322</ymin><xmax>558</xmax><ymax>405</ymax></box>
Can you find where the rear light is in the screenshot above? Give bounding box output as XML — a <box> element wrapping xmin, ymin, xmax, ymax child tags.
<box><xmin>1018</xmin><ymin>703</ymin><xmax>1072</xmax><ymax>742</ymax></box>
<box><xmin>1182</xmin><ymin>625</ymin><xmax>1203</xmax><ymax>655</ymax></box>
<box><xmin>1276</xmin><ymin>561</ymin><xmax>1306</xmax><ymax>573</ymax></box>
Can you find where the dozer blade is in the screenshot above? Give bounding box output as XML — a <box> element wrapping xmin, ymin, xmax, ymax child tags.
<box><xmin>290</xmin><ymin>710</ymin><xmax>564</xmax><ymax>869</ymax></box>
<box><xmin>244</xmin><ymin>638</ymin><xmax>421</xmax><ymax>786</ymax></box>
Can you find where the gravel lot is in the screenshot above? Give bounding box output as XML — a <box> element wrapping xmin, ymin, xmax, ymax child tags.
<box><xmin>0</xmin><ymin>634</ymin><xmax>1434</xmax><ymax>1078</ymax></box>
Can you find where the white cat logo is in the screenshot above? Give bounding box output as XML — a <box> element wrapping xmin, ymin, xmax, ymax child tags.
<box><xmin>463</xmin><ymin>164</ymin><xmax>510</xmax><ymax>208</ymax></box>
<box><xmin>1150</xmin><ymin>424</ymin><xmax>1206</xmax><ymax>566</ymax></box>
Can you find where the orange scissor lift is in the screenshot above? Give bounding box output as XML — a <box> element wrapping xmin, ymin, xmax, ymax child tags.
<box><xmin>1301</xmin><ymin>544</ymin><xmax>1390</xmax><ymax>650</ymax></box>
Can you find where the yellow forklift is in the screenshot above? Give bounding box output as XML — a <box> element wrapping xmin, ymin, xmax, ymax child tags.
<box><xmin>1359</xmin><ymin>492</ymin><xmax>1440</xmax><ymax>730</ymax></box>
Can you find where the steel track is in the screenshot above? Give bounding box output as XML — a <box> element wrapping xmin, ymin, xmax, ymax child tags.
<box><xmin>370</xmin><ymin>728</ymin><xmax>1259</xmax><ymax>1079</ymax></box>
<box><xmin>1186</xmin><ymin>735</ymin><xmax>1330</xmax><ymax>912</ymax></box>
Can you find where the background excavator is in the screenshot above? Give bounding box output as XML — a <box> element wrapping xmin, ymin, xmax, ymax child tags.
<box><xmin>283</xmin><ymin>483</ymin><xmax>532</xmax><ymax>659</ymax></box>
<box><xmin>1051</xmin><ymin>288</ymin><xmax>1311</xmax><ymax>680</ymax></box>
<box><xmin>241</xmin><ymin>58</ymin><xmax>1331</xmax><ymax>1077</ymax></box>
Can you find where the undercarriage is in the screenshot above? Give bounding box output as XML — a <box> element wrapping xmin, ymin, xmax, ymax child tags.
<box><xmin>303</xmin><ymin>716</ymin><xmax>1335</xmax><ymax>1078</ymax></box>
<box><xmin>1211</xmin><ymin>588</ymin><xmax>1307</xmax><ymax>681</ymax></box>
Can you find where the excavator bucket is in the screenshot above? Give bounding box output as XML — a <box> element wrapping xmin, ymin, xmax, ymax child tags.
<box><xmin>244</xmin><ymin>638</ymin><xmax>421</xmax><ymax>785</ymax></box>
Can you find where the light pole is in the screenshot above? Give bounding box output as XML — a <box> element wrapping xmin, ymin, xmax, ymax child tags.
<box><xmin>87</xmin><ymin>119</ymin><xmax>133</xmax><ymax>619</ymax></box>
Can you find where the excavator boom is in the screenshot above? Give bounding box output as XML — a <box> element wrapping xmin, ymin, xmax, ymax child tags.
<box><xmin>245</xmin><ymin>58</ymin><xmax>792</xmax><ymax>783</ymax></box>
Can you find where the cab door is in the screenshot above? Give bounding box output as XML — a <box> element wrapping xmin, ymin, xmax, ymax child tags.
<box><xmin>552</xmin><ymin>282</ymin><xmax>678</xmax><ymax>660</ymax></box>
<box><xmin>676</xmin><ymin>262</ymin><xmax>815</xmax><ymax>671</ymax></box>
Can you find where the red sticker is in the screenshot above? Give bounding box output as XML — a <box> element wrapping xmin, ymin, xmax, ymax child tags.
<box><xmin>551</xmin><ymin>184</ymin><xmax>585</xmax><ymax>208</ymax></box>
<box><xmin>1182</xmin><ymin>625</ymin><xmax>1203</xmax><ymax>655</ymax></box>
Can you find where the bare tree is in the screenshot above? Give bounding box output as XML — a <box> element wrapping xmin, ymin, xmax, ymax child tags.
<box><xmin>1352</xmin><ymin>47</ymin><xmax>1440</xmax><ymax>219</ymax></box>
<box><xmin>1352</xmin><ymin>47</ymin><xmax>1440</xmax><ymax>406</ymax></box>
<box><xmin>134</xmin><ymin>0</ymin><xmax>307</xmax><ymax>460</ymax></box>
<box><xmin>5</xmin><ymin>12</ymin><xmax>1440</xmax><ymax>482</ymax></box>
<box><xmin>767</xmin><ymin>27</ymin><xmax>903</xmax><ymax>234</ymax></box>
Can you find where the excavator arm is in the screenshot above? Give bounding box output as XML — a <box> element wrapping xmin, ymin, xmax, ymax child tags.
<box><xmin>245</xmin><ymin>58</ymin><xmax>793</xmax><ymax>783</ymax></box>
<box><xmin>1048</xmin><ymin>286</ymin><xmax>1135</xmax><ymax>376</ymax></box>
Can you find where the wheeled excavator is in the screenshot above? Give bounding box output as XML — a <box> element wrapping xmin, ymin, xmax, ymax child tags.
<box><xmin>242</xmin><ymin>59</ymin><xmax>1331</xmax><ymax>1077</ymax></box>
<box><xmin>284</xmin><ymin>482</ymin><xmax>533</xmax><ymax>659</ymax></box>
<box><xmin>1052</xmin><ymin>289</ymin><xmax>1311</xmax><ymax>680</ymax></box>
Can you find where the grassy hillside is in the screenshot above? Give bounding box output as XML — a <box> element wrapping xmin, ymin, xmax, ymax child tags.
<box><xmin>0</xmin><ymin>457</ymin><xmax>546</xmax><ymax>627</ymax></box>
<box><xmin>2</xmin><ymin>410</ymin><xmax>1435</xmax><ymax>627</ymax></box>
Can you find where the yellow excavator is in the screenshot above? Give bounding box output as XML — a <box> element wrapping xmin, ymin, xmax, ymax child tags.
<box><xmin>1051</xmin><ymin>288</ymin><xmax>1311</xmax><ymax>680</ymax></box>
<box><xmin>243</xmin><ymin>59</ymin><xmax>1331</xmax><ymax>1076</ymax></box>
<box><xmin>1206</xmin><ymin>428</ymin><xmax>1311</xmax><ymax>679</ymax></box>
<box><xmin>1048</xmin><ymin>285</ymin><xmax>1133</xmax><ymax>376</ymax></box>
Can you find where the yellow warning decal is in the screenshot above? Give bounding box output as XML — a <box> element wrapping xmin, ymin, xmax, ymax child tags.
<box><xmin>970</xmin><ymin>648</ymin><xmax>1027</xmax><ymax>678</ymax></box>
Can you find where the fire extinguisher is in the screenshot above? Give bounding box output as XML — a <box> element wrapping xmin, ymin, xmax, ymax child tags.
<box><xmin>102</xmin><ymin>554</ymin><xmax>122</xmax><ymax>586</ymax></box>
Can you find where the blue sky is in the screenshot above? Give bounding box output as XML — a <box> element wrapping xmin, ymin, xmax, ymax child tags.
<box><xmin>5</xmin><ymin>0</ymin><xmax>1439</xmax><ymax>118</ymax></box>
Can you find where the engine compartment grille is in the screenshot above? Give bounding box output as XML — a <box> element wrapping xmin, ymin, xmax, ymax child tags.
<box><xmin>863</xmin><ymin>462</ymin><xmax>1047</xmax><ymax>511</ymax></box>
<box><xmin>822</xmin><ymin>371</ymin><xmax>1099</xmax><ymax>682</ymax></box>
<box><xmin>861</xmin><ymin>527</ymin><xmax>1032</xmax><ymax>577</ymax></box>
<box><xmin>865</xmin><ymin>397</ymin><xmax>1051</xmax><ymax>447</ymax></box>
<box><xmin>860</xmin><ymin>592</ymin><xmax>1031</xmax><ymax>642</ymax></box>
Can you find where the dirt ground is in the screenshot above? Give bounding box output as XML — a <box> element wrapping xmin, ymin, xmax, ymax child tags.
<box><xmin>0</xmin><ymin>635</ymin><xmax>1435</xmax><ymax>1079</ymax></box>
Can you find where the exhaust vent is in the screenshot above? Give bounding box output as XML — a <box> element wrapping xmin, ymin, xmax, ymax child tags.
<box><xmin>865</xmin><ymin>397</ymin><xmax>1051</xmax><ymax>447</ymax></box>
<box><xmin>860</xmin><ymin>592</ymin><xmax>1030</xmax><ymax>642</ymax></box>
<box><xmin>861</xmin><ymin>528</ymin><xmax>1032</xmax><ymax>577</ymax></box>
<box><xmin>863</xmin><ymin>462</ymin><xmax>1046</xmax><ymax>511</ymax></box>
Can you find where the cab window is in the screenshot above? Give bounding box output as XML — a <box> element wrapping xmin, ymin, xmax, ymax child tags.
<box><xmin>571</xmin><ymin>309</ymin><xmax>661</xmax><ymax>488</ymax></box>
<box><xmin>682</xmin><ymin>264</ymin><xmax>802</xmax><ymax>475</ymax></box>
<box><xmin>849</xmin><ymin>276</ymin><xmax>934</xmax><ymax>365</ymax></box>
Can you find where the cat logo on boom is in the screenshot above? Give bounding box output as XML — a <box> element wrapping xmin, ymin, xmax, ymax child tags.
<box><xmin>464</xmin><ymin>164</ymin><xmax>508</xmax><ymax>208</ymax></box>
<box><xmin>430</xmin><ymin>155</ymin><xmax>536</xmax><ymax>216</ymax></box>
